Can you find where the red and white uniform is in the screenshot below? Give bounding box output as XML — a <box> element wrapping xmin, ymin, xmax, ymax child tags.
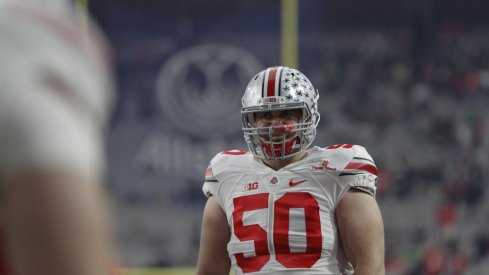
<box><xmin>0</xmin><ymin>0</ymin><xmax>113</xmax><ymax>273</ymax></box>
<box><xmin>203</xmin><ymin>145</ymin><xmax>377</xmax><ymax>275</ymax></box>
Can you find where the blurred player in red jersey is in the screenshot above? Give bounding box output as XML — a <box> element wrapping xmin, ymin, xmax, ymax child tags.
<box><xmin>196</xmin><ymin>66</ymin><xmax>385</xmax><ymax>274</ymax></box>
<box><xmin>0</xmin><ymin>0</ymin><xmax>117</xmax><ymax>274</ymax></box>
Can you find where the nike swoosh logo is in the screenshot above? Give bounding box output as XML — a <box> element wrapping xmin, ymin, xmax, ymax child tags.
<box><xmin>289</xmin><ymin>179</ymin><xmax>307</xmax><ymax>186</ymax></box>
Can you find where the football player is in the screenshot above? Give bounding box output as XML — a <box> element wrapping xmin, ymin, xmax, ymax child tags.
<box><xmin>196</xmin><ymin>66</ymin><xmax>385</xmax><ymax>274</ymax></box>
<box><xmin>0</xmin><ymin>0</ymin><xmax>116</xmax><ymax>274</ymax></box>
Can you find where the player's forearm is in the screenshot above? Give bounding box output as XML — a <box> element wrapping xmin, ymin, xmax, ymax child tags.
<box><xmin>352</xmin><ymin>259</ymin><xmax>385</xmax><ymax>275</ymax></box>
<box><xmin>195</xmin><ymin>254</ymin><xmax>231</xmax><ymax>275</ymax></box>
<box><xmin>196</xmin><ymin>198</ymin><xmax>231</xmax><ymax>275</ymax></box>
<box><xmin>4</xmin><ymin>171</ymin><xmax>113</xmax><ymax>275</ymax></box>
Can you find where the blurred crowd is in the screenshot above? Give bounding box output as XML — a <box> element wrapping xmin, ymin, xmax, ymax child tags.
<box><xmin>311</xmin><ymin>28</ymin><xmax>489</xmax><ymax>274</ymax></box>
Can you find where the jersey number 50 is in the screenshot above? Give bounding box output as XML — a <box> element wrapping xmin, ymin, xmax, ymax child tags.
<box><xmin>232</xmin><ymin>192</ymin><xmax>322</xmax><ymax>272</ymax></box>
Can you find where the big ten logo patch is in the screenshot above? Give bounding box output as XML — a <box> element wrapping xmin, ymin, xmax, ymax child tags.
<box><xmin>242</xmin><ymin>182</ymin><xmax>259</xmax><ymax>192</ymax></box>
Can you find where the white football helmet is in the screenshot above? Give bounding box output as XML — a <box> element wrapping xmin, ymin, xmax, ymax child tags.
<box><xmin>241</xmin><ymin>66</ymin><xmax>320</xmax><ymax>160</ymax></box>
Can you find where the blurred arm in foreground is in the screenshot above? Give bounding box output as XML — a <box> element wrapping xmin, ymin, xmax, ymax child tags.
<box><xmin>0</xmin><ymin>0</ymin><xmax>116</xmax><ymax>274</ymax></box>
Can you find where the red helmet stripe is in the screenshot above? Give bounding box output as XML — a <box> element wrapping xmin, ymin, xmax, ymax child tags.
<box><xmin>277</xmin><ymin>66</ymin><xmax>283</xmax><ymax>96</ymax></box>
<box><xmin>266</xmin><ymin>67</ymin><xmax>279</xmax><ymax>97</ymax></box>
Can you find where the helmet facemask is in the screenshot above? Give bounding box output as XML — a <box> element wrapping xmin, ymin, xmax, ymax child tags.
<box><xmin>242</xmin><ymin>100</ymin><xmax>319</xmax><ymax>160</ymax></box>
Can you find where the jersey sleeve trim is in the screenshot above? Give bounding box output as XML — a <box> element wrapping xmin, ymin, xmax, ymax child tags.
<box><xmin>342</xmin><ymin>174</ymin><xmax>377</xmax><ymax>197</ymax></box>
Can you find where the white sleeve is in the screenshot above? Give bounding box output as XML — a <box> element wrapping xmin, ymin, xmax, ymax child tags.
<box><xmin>333</xmin><ymin>145</ymin><xmax>378</xmax><ymax>207</ymax></box>
<box><xmin>201</xmin><ymin>153</ymin><xmax>227</xmax><ymax>210</ymax></box>
<box><xmin>339</xmin><ymin>173</ymin><xmax>377</xmax><ymax>197</ymax></box>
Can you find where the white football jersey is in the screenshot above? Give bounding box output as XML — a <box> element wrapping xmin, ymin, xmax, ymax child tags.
<box><xmin>0</xmin><ymin>0</ymin><xmax>113</xmax><ymax>184</ymax></box>
<box><xmin>203</xmin><ymin>145</ymin><xmax>377</xmax><ymax>275</ymax></box>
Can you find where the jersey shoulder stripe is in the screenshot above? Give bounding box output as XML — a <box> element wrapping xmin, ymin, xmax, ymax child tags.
<box><xmin>344</xmin><ymin>161</ymin><xmax>378</xmax><ymax>176</ymax></box>
<box><xmin>343</xmin><ymin>145</ymin><xmax>377</xmax><ymax>176</ymax></box>
<box><xmin>315</xmin><ymin>144</ymin><xmax>376</xmax><ymax>173</ymax></box>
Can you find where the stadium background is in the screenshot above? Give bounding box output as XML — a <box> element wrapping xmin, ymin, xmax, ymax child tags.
<box><xmin>87</xmin><ymin>0</ymin><xmax>489</xmax><ymax>274</ymax></box>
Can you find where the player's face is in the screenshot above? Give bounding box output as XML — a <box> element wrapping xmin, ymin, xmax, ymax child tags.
<box><xmin>253</xmin><ymin>109</ymin><xmax>302</xmax><ymax>141</ymax></box>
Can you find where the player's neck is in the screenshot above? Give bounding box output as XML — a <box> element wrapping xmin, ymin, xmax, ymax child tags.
<box><xmin>262</xmin><ymin>151</ymin><xmax>307</xmax><ymax>171</ymax></box>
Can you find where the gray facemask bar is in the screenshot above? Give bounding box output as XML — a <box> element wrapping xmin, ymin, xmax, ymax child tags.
<box><xmin>241</xmin><ymin>102</ymin><xmax>319</xmax><ymax>160</ymax></box>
